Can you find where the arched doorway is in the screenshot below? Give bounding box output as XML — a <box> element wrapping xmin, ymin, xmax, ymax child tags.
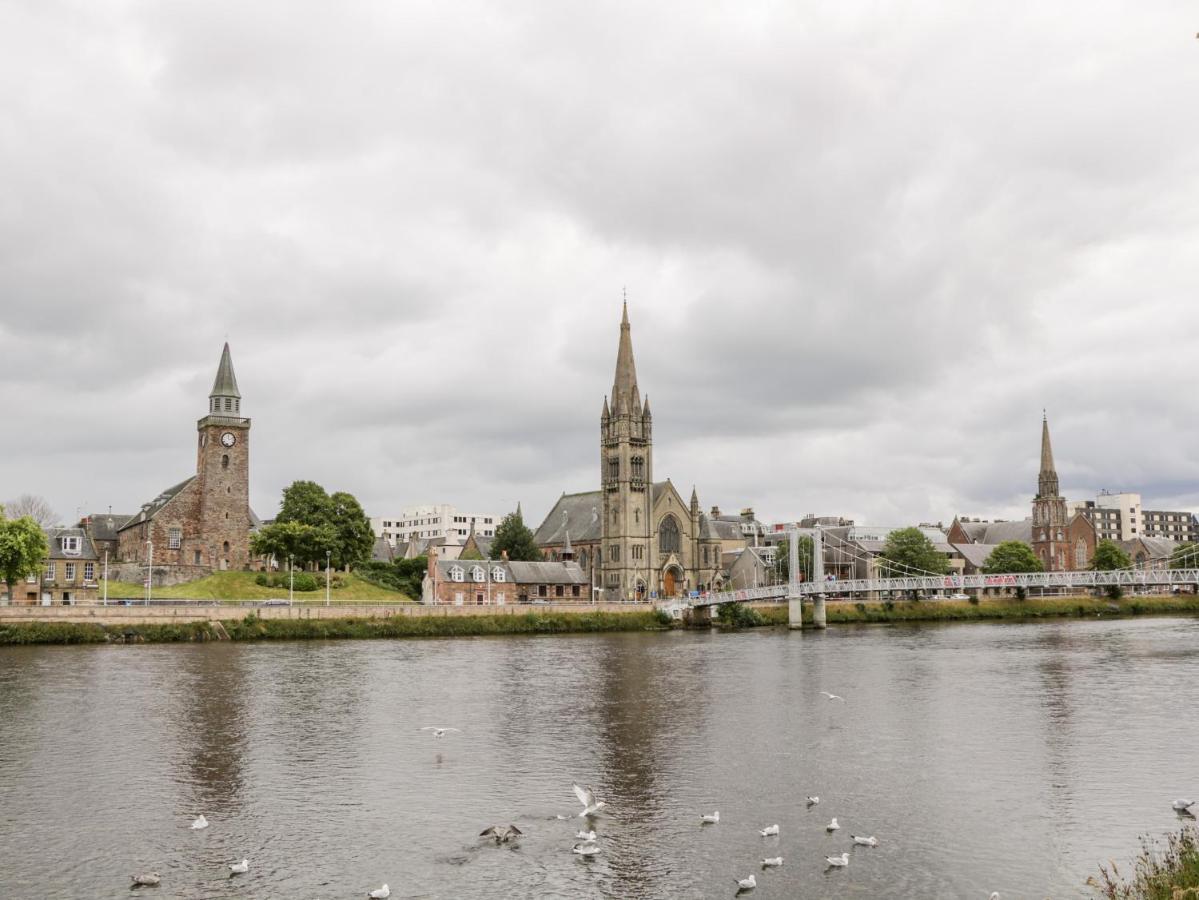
<box><xmin>663</xmin><ymin>566</ymin><xmax>683</xmax><ymax>597</ymax></box>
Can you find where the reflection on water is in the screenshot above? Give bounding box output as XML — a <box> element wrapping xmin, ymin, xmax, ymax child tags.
<box><xmin>1</xmin><ymin>617</ymin><xmax>1198</xmax><ymax>898</ymax></box>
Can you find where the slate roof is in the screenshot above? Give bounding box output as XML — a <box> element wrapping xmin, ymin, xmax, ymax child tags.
<box><xmin>706</xmin><ymin>517</ymin><xmax>744</xmax><ymax>541</ymax></box>
<box><xmin>952</xmin><ymin>542</ymin><xmax>1000</xmax><ymax>569</ymax></box>
<box><xmin>433</xmin><ymin>559</ymin><xmax>587</xmax><ymax>585</ymax></box>
<box><xmin>1127</xmin><ymin>537</ymin><xmax>1175</xmax><ymax>561</ymax></box>
<box><xmin>119</xmin><ymin>476</ymin><xmax>197</xmax><ymax>531</ymax></box>
<box><xmin>372</xmin><ymin>537</ymin><xmax>396</xmax><ymax>563</ymax></box>
<box><xmin>534</xmin><ymin>491</ymin><xmax>604</xmax><ymax>545</ymax></box>
<box><xmin>957</xmin><ymin>519</ymin><xmax>1033</xmax><ymax>545</ymax></box>
<box><xmin>83</xmin><ymin>513</ymin><xmax>133</xmax><ymax>542</ymax></box>
<box><xmin>210</xmin><ymin>343</ymin><xmax>241</xmax><ymax>399</ymax></box>
<box><xmin>45</xmin><ymin>527</ymin><xmax>99</xmax><ymax>561</ymax></box>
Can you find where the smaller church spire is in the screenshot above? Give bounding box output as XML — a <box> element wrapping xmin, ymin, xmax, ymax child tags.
<box><xmin>690</xmin><ymin>487</ymin><xmax>700</xmax><ymax>516</ymax></box>
<box><xmin>515</xmin><ymin>501</ymin><xmax>523</xmax><ymax>521</ymax></box>
<box><xmin>610</xmin><ymin>300</ymin><xmax>639</xmax><ymax>413</ymax></box>
<box><xmin>1038</xmin><ymin>412</ymin><xmax>1060</xmax><ymax>499</ymax></box>
<box><xmin>210</xmin><ymin>343</ymin><xmax>241</xmax><ymax>400</ymax></box>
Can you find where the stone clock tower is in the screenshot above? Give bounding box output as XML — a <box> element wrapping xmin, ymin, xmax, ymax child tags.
<box><xmin>195</xmin><ymin>343</ymin><xmax>252</xmax><ymax>569</ymax></box>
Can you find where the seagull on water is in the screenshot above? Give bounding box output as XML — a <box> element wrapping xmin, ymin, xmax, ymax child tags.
<box><xmin>229</xmin><ymin>859</ymin><xmax>249</xmax><ymax>874</ymax></box>
<box><xmin>573</xmin><ymin>784</ymin><xmax>607</xmax><ymax>817</ymax></box>
<box><xmin>572</xmin><ymin>842</ymin><xmax>601</xmax><ymax>856</ymax></box>
<box><xmin>190</xmin><ymin>815</ymin><xmax>209</xmax><ymax>830</ymax></box>
<box><xmin>826</xmin><ymin>852</ymin><xmax>850</xmax><ymax>867</ymax></box>
<box><xmin>131</xmin><ymin>872</ymin><xmax>160</xmax><ymax>886</ymax></box>
<box><xmin>701</xmin><ymin>811</ymin><xmax>720</xmax><ymax>824</ymax></box>
<box><xmin>806</xmin><ymin>796</ymin><xmax>820</xmax><ymax>806</ymax></box>
<box><xmin>820</xmin><ymin>692</ymin><xmax>845</xmax><ymax>701</ymax></box>
<box><xmin>575</xmin><ymin>829</ymin><xmax>596</xmax><ymax>841</ymax></box>
<box><xmin>480</xmin><ymin>825</ymin><xmax>523</xmax><ymax>844</ymax></box>
<box><xmin>759</xmin><ymin>824</ymin><xmax>780</xmax><ymax>836</ymax></box>
<box><xmin>1172</xmin><ymin>799</ymin><xmax>1196</xmax><ymax>811</ymax></box>
<box><xmin>826</xmin><ymin>817</ymin><xmax>840</xmax><ymax>832</ymax></box>
<box><xmin>368</xmin><ymin>884</ymin><xmax>390</xmax><ymax>899</ymax></box>
<box><xmin>761</xmin><ymin>857</ymin><xmax>783</xmax><ymax>867</ymax></box>
<box><xmin>852</xmin><ymin>834</ymin><xmax>878</xmax><ymax>847</ymax></box>
<box><xmin>420</xmin><ymin>726</ymin><xmax>461</xmax><ymax>739</ymax></box>
<box><xmin>735</xmin><ymin>874</ymin><xmax>757</xmax><ymax>891</ymax></box>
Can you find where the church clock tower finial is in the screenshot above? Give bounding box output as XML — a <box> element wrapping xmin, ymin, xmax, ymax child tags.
<box><xmin>208</xmin><ymin>342</ymin><xmax>242</xmax><ymax>415</ymax></box>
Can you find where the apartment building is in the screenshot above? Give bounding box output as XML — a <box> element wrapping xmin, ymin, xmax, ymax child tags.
<box><xmin>371</xmin><ymin>504</ymin><xmax>500</xmax><ymax>547</ymax></box>
<box><xmin>1070</xmin><ymin>491</ymin><xmax>1198</xmax><ymax>543</ymax></box>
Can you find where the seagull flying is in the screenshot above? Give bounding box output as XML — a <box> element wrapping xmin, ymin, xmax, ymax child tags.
<box><xmin>190</xmin><ymin>815</ymin><xmax>209</xmax><ymax>830</ymax></box>
<box><xmin>700</xmin><ymin>811</ymin><xmax>720</xmax><ymax>824</ymax></box>
<box><xmin>229</xmin><ymin>859</ymin><xmax>249</xmax><ymax>874</ymax></box>
<box><xmin>806</xmin><ymin>796</ymin><xmax>820</xmax><ymax>806</ymax></box>
<box><xmin>1172</xmin><ymin>799</ymin><xmax>1197</xmax><ymax>811</ymax></box>
<box><xmin>759</xmin><ymin>824</ymin><xmax>780</xmax><ymax>836</ymax></box>
<box><xmin>852</xmin><ymin>834</ymin><xmax>878</xmax><ymax>847</ymax></box>
<box><xmin>761</xmin><ymin>857</ymin><xmax>783</xmax><ymax>867</ymax></box>
<box><xmin>572</xmin><ymin>842</ymin><xmax>601</xmax><ymax>856</ymax></box>
<box><xmin>575</xmin><ymin>830</ymin><xmax>596</xmax><ymax>841</ymax></box>
<box><xmin>368</xmin><ymin>885</ymin><xmax>390</xmax><ymax>899</ymax></box>
<box><xmin>826</xmin><ymin>817</ymin><xmax>840</xmax><ymax>832</ymax></box>
<box><xmin>820</xmin><ymin>692</ymin><xmax>845</xmax><ymax>701</ymax></box>
<box><xmin>735</xmin><ymin>874</ymin><xmax>757</xmax><ymax>891</ymax></box>
<box><xmin>826</xmin><ymin>852</ymin><xmax>850</xmax><ymax>867</ymax></box>
<box><xmin>420</xmin><ymin>726</ymin><xmax>461</xmax><ymax>738</ymax></box>
<box><xmin>480</xmin><ymin>825</ymin><xmax>523</xmax><ymax>844</ymax></box>
<box><xmin>131</xmin><ymin>872</ymin><xmax>160</xmax><ymax>886</ymax></box>
<box><xmin>573</xmin><ymin>784</ymin><xmax>607</xmax><ymax>817</ymax></box>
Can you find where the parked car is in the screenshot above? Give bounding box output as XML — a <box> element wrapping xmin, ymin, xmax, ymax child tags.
<box><xmin>262</xmin><ymin>598</ymin><xmax>291</xmax><ymax>606</ymax></box>
<box><xmin>948</xmin><ymin>593</ymin><xmax>970</xmax><ymax>600</ymax></box>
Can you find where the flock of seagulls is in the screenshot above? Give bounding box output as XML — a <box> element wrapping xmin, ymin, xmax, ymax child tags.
<box><xmin>131</xmin><ymin>814</ymin><xmax>248</xmax><ymax>889</ymax></box>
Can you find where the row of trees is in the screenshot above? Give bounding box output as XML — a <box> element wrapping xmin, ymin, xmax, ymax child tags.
<box><xmin>250</xmin><ymin>481</ymin><xmax>374</xmax><ymax>570</ymax></box>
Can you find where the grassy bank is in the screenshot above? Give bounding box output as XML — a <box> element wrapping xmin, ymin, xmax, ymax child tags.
<box><xmin>720</xmin><ymin>594</ymin><xmax>1199</xmax><ymax>627</ymax></box>
<box><xmin>1089</xmin><ymin>826</ymin><xmax>1199</xmax><ymax>898</ymax></box>
<box><xmin>100</xmin><ymin>571</ymin><xmax>411</xmax><ymax>603</ymax></box>
<box><xmin>0</xmin><ymin>610</ymin><xmax>672</xmax><ymax>645</ymax></box>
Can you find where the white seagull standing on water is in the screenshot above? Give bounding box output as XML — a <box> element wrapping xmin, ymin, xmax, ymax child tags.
<box><xmin>806</xmin><ymin>796</ymin><xmax>819</xmax><ymax>807</ymax></box>
<box><xmin>368</xmin><ymin>884</ymin><xmax>390</xmax><ymax>899</ymax></box>
<box><xmin>761</xmin><ymin>857</ymin><xmax>783</xmax><ymax>867</ymax></box>
<box><xmin>852</xmin><ymin>834</ymin><xmax>878</xmax><ymax>846</ymax></box>
<box><xmin>1172</xmin><ymin>799</ymin><xmax>1196</xmax><ymax>811</ymax></box>
<box><xmin>759</xmin><ymin>824</ymin><xmax>780</xmax><ymax>836</ymax></box>
<box><xmin>820</xmin><ymin>692</ymin><xmax>845</xmax><ymax>701</ymax></box>
<box><xmin>735</xmin><ymin>874</ymin><xmax>757</xmax><ymax>891</ymax></box>
<box><xmin>131</xmin><ymin>872</ymin><xmax>160</xmax><ymax>886</ymax></box>
<box><xmin>826</xmin><ymin>817</ymin><xmax>840</xmax><ymax>832</ymax></box>
<box><xmin>572</xmin><ymin>842</ymin><xmax>601</xmax><ymax>856</ymax></box>
<box><xmin>229</xmin><ymin>858</ymin><xmax>249</xmax><ymax>874</ymax></box>
<box><xmin>573</xmin><ymin>784</ymin><xmax>607</xmax><ymax>817</ymax></box>
<box><xmin>420</xmin><ymin>726</ymin><xmax>461</xmax><ymax>739</ymax></box>
<box><xmin>700</xmin><ymin>811</ymin><xmax>720</xmax><ymax>824</ymax></box>
<box><xmin>190</xmin><ymin>815</ymin><xmax>209</xmax><ymax>830</ymax></box>
<box><xmin>826</xmin><ymin>852</ymin><xmax>850</xmax><ymax>867</ymax></box>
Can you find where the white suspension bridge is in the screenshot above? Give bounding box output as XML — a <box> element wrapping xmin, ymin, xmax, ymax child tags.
<box><xmin>687</xmin><ymin>527</ymin><xmax>1199</xmax><ymax>628</ymax></box>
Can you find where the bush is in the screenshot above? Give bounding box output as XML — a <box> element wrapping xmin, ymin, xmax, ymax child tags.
<box><xmin>883</xmin><ymin>599</ymin><xmax>895</xmax><ymax>612</ymax></box>
<box><xmin>855</xmin><ymin>602</ymin><xmax>867</xmax><ymax>614</ymax></box>
<box><xmin>254</xmin><ymin>573</ymin><xmax>268</xmax><ymax>586</ymax></box>
<box><xmin>716</xmin><ymin>602</ymin><xmax>767</xmax><ymax>628</ymax></box>
<box><xmin>289</xmin><ymin>572</ymin><xmax>318</xmax><ymax>592</ymax></box>
<box><xmin>968</xmin><ymin>596</ymin><xmax>980</xmax><ymax>605</ymax></box>
<box><xmin>1106</xmin><ymin>584</ymin><xmax>1124</xmax><ymax>600</ymax></box>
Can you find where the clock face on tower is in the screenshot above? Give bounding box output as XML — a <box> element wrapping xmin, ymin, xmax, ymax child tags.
<box><xmin>221</xmin><ymin>432</ymin><xmax>236</xmax><ymax>447</ymax></box>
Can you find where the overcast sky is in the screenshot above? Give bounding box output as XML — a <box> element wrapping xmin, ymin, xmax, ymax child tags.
<box><xmin>3</xmin><ymin>0</ymin><xmax>1198</xmax><ymax>531</ymax></box>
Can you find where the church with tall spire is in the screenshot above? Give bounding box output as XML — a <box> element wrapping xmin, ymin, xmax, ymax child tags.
<box><xmin>533</xmin><ymin>303</ymin><xmax>729</xmax><ymax>600</ymax></box>
<box><xmin>118</xmin><ymin>343</ymin><xmax>257</xmax><ymax>575</ymax></box>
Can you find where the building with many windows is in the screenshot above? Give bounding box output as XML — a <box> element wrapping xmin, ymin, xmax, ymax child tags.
<box><xmin>14</xmin><ymin>527</ymin><xmax>102</xmax><ymax>606</ymax></box>
<box><xmin>371</xmin><ymin>505</ymin><xmax>500</xmax><ymax>547</ymax></box>
<box><xmin>1069</xmin><ymin>492</ymin><xmax>1197</xmax><ymax>543</ymax></box>
<box><xmin>421</xmin><ymin>551</ymin><xmax>589</xmax><ymax>605</ymax></box>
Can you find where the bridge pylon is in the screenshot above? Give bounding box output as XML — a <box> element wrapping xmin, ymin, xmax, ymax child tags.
<box><xmin>787</xmin><ymin>526</ymin><xmax>827</xmax><ymax>630</ymax></box>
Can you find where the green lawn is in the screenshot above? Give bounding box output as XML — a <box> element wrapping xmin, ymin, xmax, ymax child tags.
<box><xmin>99</xmin><ymin>571</ymin><xmax>413</xmax><ymax>603</ymax></box>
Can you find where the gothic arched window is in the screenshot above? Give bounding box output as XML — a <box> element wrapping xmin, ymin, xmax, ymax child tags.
<box><xmin>1075</xmin><ymin>539</ymin><xmax>1087</xmax><ymax>568</ymax></box>
<box><xmin>658</xmin><ymin>515</ymin><xmax>680</xmax><ymax>554</ymax></box>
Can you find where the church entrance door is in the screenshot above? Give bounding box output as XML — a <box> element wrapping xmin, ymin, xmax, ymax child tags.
<box><xmin>663</xmin><ymin>568</ymin><xmax>677</xmax><ymax>597</ymax></box>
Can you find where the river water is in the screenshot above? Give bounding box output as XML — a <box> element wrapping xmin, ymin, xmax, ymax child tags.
<box><xmin>1</xmin><ymin>617</ymin><xmax>1197</xmax><ymax>899</ymax></box>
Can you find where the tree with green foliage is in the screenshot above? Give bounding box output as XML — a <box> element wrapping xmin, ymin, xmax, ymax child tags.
<box><xmin>0</xmin><ymin>509</ymin><xmax>49</xmax><ymax>605</ymax></box>
<box><xmin>982</xmin><ymin>540</ymin><xmax>1043</xmax><ymax>599</ymax></box>
<box><xmin>1169</xmin><ymin>542</ymin><xmax>1199</xmax><ymax>570</ymax></box>
<box><xmin>879</xmin><ymin>527</ymin><xmax>949</xmax><ymax>577</ymax></box>
<box><xmin>250</xmin><ymin>520</ymin><xmax>336</xmax><ymax>569</ymax></box>
<box><xmin>277</xmin><ymin>481</ymin><xmax>333</xmax><ymax>528</ymax></box>
<box><xmin>1091</xmin><ymin>539</ymin><xmax>1132</xmax><ymax>599</ymax></box>
<box><xmin>491</xmin><ymin>509</ymin><xmax>543</xmax><ymax>561</ymax></box>
<box><xmin>328</xmin><ymin>491</ymin><xmax>374</xmax><ymax>569</ymax></box>
<box><xmin>772</xmin><ymin>536</ymin><xmax>814</xmax><ymax>583</ymax></box>
<box><xmin>271</xmin><ymin>481</ymin><xmax>374</xmax><ymax>569</ymax></box>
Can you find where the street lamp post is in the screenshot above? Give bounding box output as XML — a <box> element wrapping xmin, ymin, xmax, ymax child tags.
<box><xmin>103</xmin><ymin>550</ymin><xmax>109</xmax><ymax>607</ymax></box>
<box><xmin>288</xmin><ymin>554</ymin><xmax>294</xmax><ymax>606</ymax></box>
<box><xmin>145</xmin><ymin>540</ymin><xmax>153</xmax><ymax>605</ymax></box>
<box><xmin>325</xmin><ymin>550</ymin><xmax>331</xmax><ymax>607</ymax></box>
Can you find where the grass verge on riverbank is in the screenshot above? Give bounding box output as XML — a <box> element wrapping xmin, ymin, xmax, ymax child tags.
<box><xmin>727</xmin><ymin>594</ymin><xmax>1199</xmax><ymax>627</ymax></box>
<box><xmin>99</xmin><ymin>571</ymin><xmax>411</xmax><ymax>603</ymax></box>
<box><xmin>1088</xmin><ymin>826</ymin><xmax>1199</xmax><ymax>898</ymax></box>
<box><xmin>0</xmin><ymin>610</ymin><xmax>672</xmax><ymax>645</ymax></box>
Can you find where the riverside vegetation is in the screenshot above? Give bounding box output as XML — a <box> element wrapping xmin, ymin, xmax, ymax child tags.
<box><xmin>1088</xmin><ymin>827</ymin><xmax>1199</xmax><ymax>899</ymax></box>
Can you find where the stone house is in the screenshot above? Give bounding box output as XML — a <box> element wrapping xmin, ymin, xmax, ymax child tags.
<box><xmin>20</xmin><ymin>527</ymin><xmax>101</xmax><ymax>606</ymax></box>
<box><xmin>421</xmin><ymin>549</ymin><xmax>590</xmax><ymax>605</ymax></box>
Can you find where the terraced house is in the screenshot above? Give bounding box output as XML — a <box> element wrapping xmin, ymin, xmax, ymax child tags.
<box><xmin>25</xmin><ymin>527</ymin><xmax>100</xmax><ymax>606</ymax></box>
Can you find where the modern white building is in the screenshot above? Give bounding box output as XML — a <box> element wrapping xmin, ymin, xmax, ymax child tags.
<box><xmin>371</xmin><ymin>505</ymin><xmax>501</xmax><ymax>547</ymax></box>
<box><xmin>1069</xmin><ymin>491</ymin><xmax>1197</xmax><ymax>543</ymax></box>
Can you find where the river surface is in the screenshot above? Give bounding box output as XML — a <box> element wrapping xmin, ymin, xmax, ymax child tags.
<box><xmin>2</xmin><ymin>617</ymin><xmax>1198</xmax><ymax>899</ymax></box>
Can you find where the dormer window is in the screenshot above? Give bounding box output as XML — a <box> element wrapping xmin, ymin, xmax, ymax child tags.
<box><xmin>471</xmin><ymin>565</ymin><xmax>485</xmax><ymax>583</ymax></box>
<box><xmin>450</xmin><ymin>565</ymin><xmax>464</xmax><ymax>582</ymax></box>
<box><xmin>492</xmin><ymin>567</ymin><xmax>505</xmax><ymax>582</ymax></box>
<box><xmin>60</xmin><ymin>536</ymin><xmax>80</xmax><ymax>555</ymax></box>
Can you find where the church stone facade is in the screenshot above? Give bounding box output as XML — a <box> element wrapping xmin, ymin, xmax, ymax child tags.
<box><xmin>534</xmin><ymin>305</ymin><xmax>729</xmax><ymax>600</ymax></box>
<box><xmin>1031</xmin><ymin>414</ymin><xmax>1095</xmax><ymax>572</ymax></box>
<box><xmin>117</xmin><ymin>344</ymin><xmax>256</xmax><ymax>576</ymax></box>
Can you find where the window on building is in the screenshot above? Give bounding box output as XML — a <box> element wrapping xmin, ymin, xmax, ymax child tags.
<box><xmin>538</xmin><ymin>584</ymin><xmax>548</xmax><ymax>597</ymax></box>
<box><xmin>471</xmin><ymin>566</ymin><xmax>485</xmax><ymax>583</ymax></box>
<box><xmin>168</xmin><ymin>528</ymin><xmax>182</xmax><ymax>550</ymax></box>
<box><xmin>609</xmin><ymin>544</ymin><xmax>620</xmax><ymax>562</ymax></box>
<box><xmin>450</xmin><ymin>566</ymin><xmax>464</xmax><ymax>582</ymax></box>
<box><xmin>555</xmin><ymin>584</ymin><xmax>564</xmax><ymax>597</ymax></box>
<box><xmin>84</xmin><ymin>562</ymin><xmax>95</xmax><ymax>581</ymax></box>
<box><xmin>659</xmin><ymin>515</ymin><xmax>681</xmax><ymax>554</ymax></box>
<box><xmin>61</xmin><ymin>536</ymin><xmax>80</xmax><ymax>554</ymax></box>
<box><xmin>476</xmin><ymin>593</ymin><xmax>484</xmax><ymax>605</ymax></box>
<box><xmin>194</xmin><ymin>550</ymin><xmax>202</xmax><ymax>565</ymax></box>
<box><xmin>631</xmin><ymin>456</ymin><xmax>644</xmax><ymax>479</ymax></box>
<box><xmin>65</xmin><ymin>563</ymin><xmax>75</xmax><ymax>581</ymax></box>
<box><xmin>26</xmin><ymin>572</ymin><xmax>37</xmax><ymax>583</ymax></box>
<box><xmin>608</xmin><ymin>457</ymin><xmax>619</xmax><ymax>481</ymax></box>
<box><xmin>44</xmin><ymin>562</ymin><xmax>55</xmax><ymax>580</ymax></box>
<box><xmin>1075</xmin><ymin>540</ymin><xmax>1087</xmax><ymax>568</ymax></box>
<box><xmin>492</xmin><ymin>567</ymin><xmax>505</xmax><ymax>582</ymax></box>
<box><xmin>222</xmin><ymin>454</ymin><xmax>229</xmax><ymax>469</ymax></box>
<box><xmin>703</xmin><ymin>546</ymin><xmax>709</xmax><ymax>565</ymax></box>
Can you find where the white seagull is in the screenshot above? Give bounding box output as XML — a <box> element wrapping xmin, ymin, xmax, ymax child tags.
<box><xmin>700</xmin><ymin>811</ymin><xmax>720</xmax><ymax>824</ymax></box>
<box><xmin>1172</xmin><ymin>799</ymin><xmax>1196</xmax><ymax>811</ymax></box>
<box><xmin>761</xmin><ymin>857</ymin><xmax>783</xmax><ymax>867</ymax></box>
<box><xmin>480</xmin><ymin>825</ymin><xmax>523</xmax><ymax>844</ymax></box>
<box><xmin>420</xmin><ymin>726</ymin><xmax>461</xmax><ymax>738</ymax></box>
<box><xmin>826</xmin><ymin>852</ymin><xmax>850</xmax><ymax>867</ymax></box>
<box><xmin>573</xmin><ymin>784</ymin><xmax>607</xmax><ymax>817</ymax></box>
<box><xmin>575</xmin><ymin>829</ymin><xmax>597</xmax><ymax>841</ymax></box>
<box><xmin>820</xmin><ymin>692</ymin><xmax>845</xmax><ymax>701</ymax></box>
<box><xmin>368</xmin><ymin>885</ymin><xmax>390</xmax><ymax>899</ymax></box>
<box><xmin>190</xmin><ymin>815</ymin><xmax>209</xmax><ymax>830</ymax></box>
<box><xmin>735</xmin><ymin>874</ymin><xmax>757</xmax><ymax>891</ymax></box>
<box><xmin>131</xmin><ymin>872</ymin><xmax>160</xmax><ymax>886</ymax></box>
<box><xmin>852</xmin><ymin>834</ymin><xmax>878</xmax><ymax>847</ymax></box>
<box><xmin>572</xmin><ymin>842</ymin><xmax>601</xmax><ymax>856</ymax></box>
<box><xmin>806</xmin><ymin>796</ymin><xmax>820</xmax><ymax>806</ymax></box>
<box><xmin>229</xmin><ymin>858</ymin><xmax>249</xmax><ymax>874</ymax></box>
<box><xmin>826</xmin><ymin>817</ymin><xmax>840</xmax><ymax>832</ymax></box>
<box><xmin>759</xmin><ymin>824</ymin><xmax>780</xmax><ymax>836</ymax></box>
